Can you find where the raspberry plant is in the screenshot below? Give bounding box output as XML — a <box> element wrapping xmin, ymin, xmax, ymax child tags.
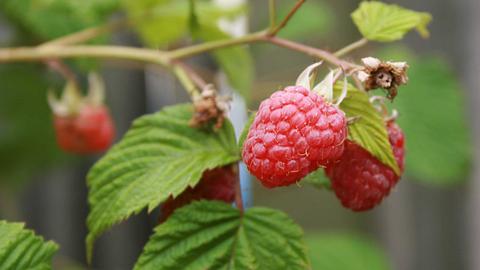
<box><xmin>0</xmin><ymin>0</ymin><xmax>438</xmax><ymax>269</ymax></box>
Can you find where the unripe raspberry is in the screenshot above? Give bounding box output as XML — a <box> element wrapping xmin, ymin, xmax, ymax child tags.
<box><xmin>326</xmin><ymin>122</ymin><xmax>405</xmax><ymax>211</ymax></box>
<box><xmin>160</xmin><ymin>166</ymin><xmax>236</xmax><ymax>221</ymax></box>
<box><xmin>53</xmin><ymin>105</ymin><xmax>115</xmax><ymax>154</ymax></box>
<box><xmin>242</xmin><ymin>86</ymin><xmax>347</xmax><ymax>188</ymax></box>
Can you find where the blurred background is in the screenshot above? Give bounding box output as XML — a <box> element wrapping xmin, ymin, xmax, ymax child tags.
<box><xmin>0</xmin><ymin>0</ymin><xmax>477</xmax><ymax>269</ymax></box>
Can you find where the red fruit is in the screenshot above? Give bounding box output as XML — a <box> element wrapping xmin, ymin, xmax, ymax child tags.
<box><xmin>160</xmin><ymin>166</ymin><xmax>236</xmax><ymax>221</ymax></box>
<box><xmin>53</xmin><ymin>105</ymin><xmax>115</xmax><ymax>154</ymax></box>
<box><xmin>326</xmin><ymin>122</ymin><xmax>405</xmax><ymax>211</ymax></box>
<box><xmin>242</xmin><ymin>86</ymin><xmax>347</xmax><ymax>188</ymax></box>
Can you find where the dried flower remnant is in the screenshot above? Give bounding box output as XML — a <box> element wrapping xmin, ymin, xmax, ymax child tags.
<box><xmin>357</xmin><ymin>57</ymin><xmax>409</xmax><ymax>100</ymax></box>
<box><xmin>189</xmin><ymin>85</ymin><xmax>231</xmax><ymax>129</ymax></box>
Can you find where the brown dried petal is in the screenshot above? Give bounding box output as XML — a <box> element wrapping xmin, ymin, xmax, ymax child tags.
<box><xmin>189</xmin><ymin>86</ymin><xmax>230</xmax><ymax>129</ymax></box>
<box><xmin>358</xmin><ymin>57</ymin><xmax>409</xmax><ymax>100</ymax></box>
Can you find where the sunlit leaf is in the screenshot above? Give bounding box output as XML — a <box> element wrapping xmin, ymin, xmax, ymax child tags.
<box><xmin>334</xmin><ymin>83</ymin><xmax>400</xmax><ymax>175</ymax></box>
<box><xmin>307</xmin><ymin>233</ymin><xmax>389</xmax><ymax>270</ymax></box>
<box><xmin>351</xmin><ymin>1</ymin><xmax>432</xmax><ymax>42</ymax></box>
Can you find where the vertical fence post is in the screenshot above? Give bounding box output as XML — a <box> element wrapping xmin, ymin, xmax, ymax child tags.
<box><xmin>214</xmin><ymin>0</ymin><xmax>252</xmax><ymax>209</ymax></box>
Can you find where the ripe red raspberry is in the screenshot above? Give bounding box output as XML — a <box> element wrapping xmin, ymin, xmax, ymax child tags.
<box><xmin>160</xmin><ymin>166</ymin><xmax>236</xmax><ymax>221</ymax></box>
<box><xmin>326</xmin><ymin>122</ymin><xmax>405</xmax><ymax>211</ymax></box>
<box><xmin>242</xmin><ymin>86</ymin><xmax>347</xmax><ymax>188</ymax></box>
<box><xmin>53</xmin><ymin>104</ymin><xmax>115</xmax><ymax>154</ymax></box>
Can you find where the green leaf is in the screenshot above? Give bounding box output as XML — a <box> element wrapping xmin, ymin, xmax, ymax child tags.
<box><xmin>301</xmin><ymin>169</ymin><xmax>331</xmax><ymax>190</ymax></box>
<box><xmin>387</xmin><ymin>56</ymin><xmax>471</xmax><ymax>184</ymax></box>
<box><xmin>0</xmin><ymin>0</ymin><xmax>119</xmax><ymax>40</ymax></box>
<box><xmin>351</xmin><ymin>1</ymin><xmax>432</xmax><ymax>42</ymax></box>
<box><xmin>0</xmin><ymin>220</ymin><xmax>58</xmax><ymax>270</ymax></box>
<box><xmin>86</xmin><ymin>104</ymin><xmax>239</xmax><ymax>262</ymax></box>
<box><xmin>122</xmin><ymin>0</ymin><xmax>245</xmax><ymax>47</ymax></box>
<box><xmin>187</xmin><ymin>0</ymin><xmax>199</xmax><ymax>33</ymax></box>
<box><xmin>134</xmin><ymin>201</ymin><xmax>310</xmax><ymax>270</ymax></box>
<box><xmin>195</xmin><ymin>25</ymin><xmax>254</xmax><ymax>98</ymax></box>
<box><xmin>122</xmin><ymin>0</ymin><xmax>189</xmax><ymax>48</ymax></box>
<box><xmin>306</xmin><ymin>233</ymin><xmax>389</xmax><ymax>270</ymax></box>
<box><xmin>238</xmin><ymin>112</ymin><xmax>255</xmax><ymax>148</ymax></box>
<box><xmin>334</xmin><ymin>83</ymin><xmax>400</xmax><ymax>175</ymax></box>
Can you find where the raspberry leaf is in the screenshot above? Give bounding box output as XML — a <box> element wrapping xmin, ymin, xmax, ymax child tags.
<box><xmin>301</xmin><ymin>169</ymin><xmax>331</xmax><ymax>190</ymax></box>
<box><xmin>238</xmin><ymin>112</ymin><xmax>255</xmax><ymax>149</ymax></box>
<box><xmin>334</xmin><ymin>83</ymin><xmax>400</xmax><ymax>175</ymax></box>
<box><xmin>134</xmin><ymin>201</ymin><xmax>310</xmax><ymax>270</ymax></box>
<box><xmin>351</xmin><ymin>1</ymin><xmax>432</xmax><ymax>42</ymax></box>
<box><xmin>86</xmin><ymin>104</ymin><xmax>239</xmax><ymax>262</ymax></box>
<box><xmin>0</xmin><ymin>220</ymin><xmax>58</xmax><ymax>269</ymax></box>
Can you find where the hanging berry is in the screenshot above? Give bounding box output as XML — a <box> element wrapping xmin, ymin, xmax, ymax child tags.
<box><xmin>48</xmin><ymin>73</ymin><xmax>115</xmax><ymax>154</ymax></box>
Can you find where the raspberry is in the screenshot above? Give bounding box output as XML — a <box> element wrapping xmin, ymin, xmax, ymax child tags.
<box><xmin>242</xmin><ymin>86</ymin><xmax>347</xmax><ymax>188</ymax></box>
<box><xmin>53</xmin><ymin>104</ymin><xmax>115</xmax><ymax>154</ymax></box>
<box><xmin>326</xmin><ymin>122</ymin><xmax>405</xmax><ymax>211</ymax></box>
<box><xmin>48</xmin><ymin>73</ymin><xmax>115</xmax><ymax>154</ymax></box>
<box><xmin>160</xmin><ymin>166</ymin><xmax>236</xmax><ymax>221</ymax></box>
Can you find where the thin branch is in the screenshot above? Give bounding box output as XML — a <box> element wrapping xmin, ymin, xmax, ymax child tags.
<box><xmin>269</xmin><ymin>0</ymin><xmax>276</xmax><ymax>31</ymax></box>
<box><xmin>264</xmin><ymin>36</ymin><xmax>361</xmax><ymax>71</ymax></box>
<box><xmin>0</xmin><ymin>35</ymin><xmax>361</xmax><ymax>74</ymax></box>
<box><xmin>173</xmin><ymin>61</ymin><xmax>208</xmax><ymax>91</ymax></box>
<box><xmin>0</xmin><ymin>46</ymin><xmax>169</xmax><ymax>66</ymax></box>
<box><xmin>268</xmin><ymin>0</ymin><xmax>306</xmax><ymax>36</ymax></box>
<box><xmin>45</xmin><ymin>60</ymin><xmax>78</xmax><ymax>87</ymax></box>
<box><xmin>169</xmin><ymin>31</ymin><xmax>266</xmax><ymax>59</ymax></box>
<box><xmin>172</xmin><ymin>64</ymin><xmax>201</xmax><ymax>99</ymax></box>
<box><xmin>334</xmin><ymin>38</ymin><xmax>368</xmax><ymax>57</ymax></box>
<box><xmin>41</xmin><ymin>20</ymin><xmax>127</xmax><ymax>47</ymax></box>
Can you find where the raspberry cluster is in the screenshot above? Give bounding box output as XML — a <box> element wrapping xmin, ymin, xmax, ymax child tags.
<box><xmin>242</xmin><ymin>86</ymin><xmax>347</xmax><ymax>188</ymax></box>
<box><xmin>241</xmin><ymin>83</ymin><xmax>405</xmax><ymax>211</ymax></box>
<box><xmin>326</xmin><ymin>122</ymin><xmax>405</xmax><ymax>211</ymax></box>
<box><xmin>160</xmin><ymin>166</ymin><xmax>236</xmax><ymax>221</ymax></box>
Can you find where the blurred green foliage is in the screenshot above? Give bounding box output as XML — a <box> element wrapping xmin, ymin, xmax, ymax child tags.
<box><xmin>194</xmin><ymin>24</ymin><xmax>253</xmax><ymax>98</ymax></box>
<box><xmin>124</xmin><ymin>0</ymin><xmax>252</xmax><ymax>96</ymax></box>
<box><xmin>379</xmin><ymin>48</ymin><xmax>471</xmax><ymax>185</ymax></box>
<box><xmin>396</xmin><ymin>57</ymin><xmax>471</xmax><ymax>184</ymax></box>
<box><xmin>306</xmin><ymin>233</ymin><xmax>390</xmax><ymax>270</ymax></box>
<box><xmin>0</xmin><ymin>0</ymin><xmax>119</xmax><ymax>40</ymax></box>
<box><xmin>276</xmin><ymin>1</ymin><xmax>333</xmax><ymax>40</ymax></box>
<box><xmin>123</xmin><ymin>0</ymin><xmax>245</xmax><ymax>47</ymax></box>
<box><xmin>0</xmin><ymin>65</ymin><xmax>64</xmax><ymax>188</ymax></box>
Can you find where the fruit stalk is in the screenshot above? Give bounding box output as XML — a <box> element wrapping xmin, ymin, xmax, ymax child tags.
<box><xmin>233</xmin><ymin>164</ymin><xmax>244</xmax><ymax>213</ymax></box>
<box><xmin>269</xmin><ymin>0</ymin><xmax>276</xmax><ymax>31</ymax></box>
<box><xmin>334</xmin><ymin>38</ymin><xmax>368</xmax><ymax>57</ymax></box>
